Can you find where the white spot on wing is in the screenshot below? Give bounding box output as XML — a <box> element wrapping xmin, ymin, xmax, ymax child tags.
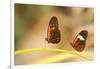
<box><xmin>77</xmin><ymin>35</ymin><xmax>84</xmax><ymax>40</ymax></box>
<box><xmin>52</xmin><ymin>27</ymin><xmax>55</xmax><ymax>30</ymax></box>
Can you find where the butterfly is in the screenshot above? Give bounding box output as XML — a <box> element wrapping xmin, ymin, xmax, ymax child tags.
<box><xmin>45</xmin><ymin>16</ymin><xmax>61</xmax><ymax>44</ymax></box>
<box><xmin>70</xmin><ymin>30</ymin><xmax>88</xmax><ymax>52</ymax></box>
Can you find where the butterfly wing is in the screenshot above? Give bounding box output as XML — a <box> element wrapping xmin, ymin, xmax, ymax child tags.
<box><xmin>71</xmin><ymin>30</ymin><xmax>88</xmax><ymax>52</ymax></box>
<box><xmin>46</xmin><ymin>16</ymin><xmax>61</xmax><ymax>44</ymax></box>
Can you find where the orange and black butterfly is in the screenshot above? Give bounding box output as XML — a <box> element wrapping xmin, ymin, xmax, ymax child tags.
<box><xmin>70</xmin><ymin>30</ymin><xmax>88</xmax><ymax>52</ymax></box>
<box><xmin>45</xmin><ymin>16</ymin><xmax>61</xmax><ymax>44</ymax></box>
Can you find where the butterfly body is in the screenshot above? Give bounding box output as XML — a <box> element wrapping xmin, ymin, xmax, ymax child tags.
<box><xmin>71</xmin><ymin>30</ymin><xmax>88</xmax><ymax>52</ymax></box>
<box><xmin>46</xmin><ymin>16</ymin><xmax>61</xmax><ymax>44</ymax></box>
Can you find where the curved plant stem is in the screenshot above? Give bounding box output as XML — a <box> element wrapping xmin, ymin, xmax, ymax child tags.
<box><xmin>33</xmin><ymin>53</ymin><xmax>72</xmax><ymax>64</ymax></box>
<box><xmin>15</xmin><ymin>48</ymin><xmax>90</xmax><ymax>61</ymax></box>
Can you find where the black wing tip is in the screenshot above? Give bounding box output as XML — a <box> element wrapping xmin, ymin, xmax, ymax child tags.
<box><xmin>51</xmin><ymin>16</ymin><xmax>57</xmax><ymax>18</ymax></box>
<box><xmin>79</xmin><ymin>30</ymin><xmax>88</xmax><ymax>39</ymax></box>
<box><xmin>80</xmin><ymin>30</ymin><xmax>88</xmax><ymax>34</ymax></box>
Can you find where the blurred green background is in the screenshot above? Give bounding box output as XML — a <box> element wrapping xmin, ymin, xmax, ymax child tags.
<box><xmin>15</xmin><ymin>3</ymin><xmax>94</xmax><ymax>65</ymax></box>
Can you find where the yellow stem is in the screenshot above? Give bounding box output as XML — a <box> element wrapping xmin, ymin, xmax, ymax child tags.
<box><xmin>15</xmin><ymin>48</ymin><xmax>90</xmax><ymax>60</ymax></box>
<box><xmin>33</xmin><ymin>53</ymin><xmax>72</xmax><ymax>64</ymax></box>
